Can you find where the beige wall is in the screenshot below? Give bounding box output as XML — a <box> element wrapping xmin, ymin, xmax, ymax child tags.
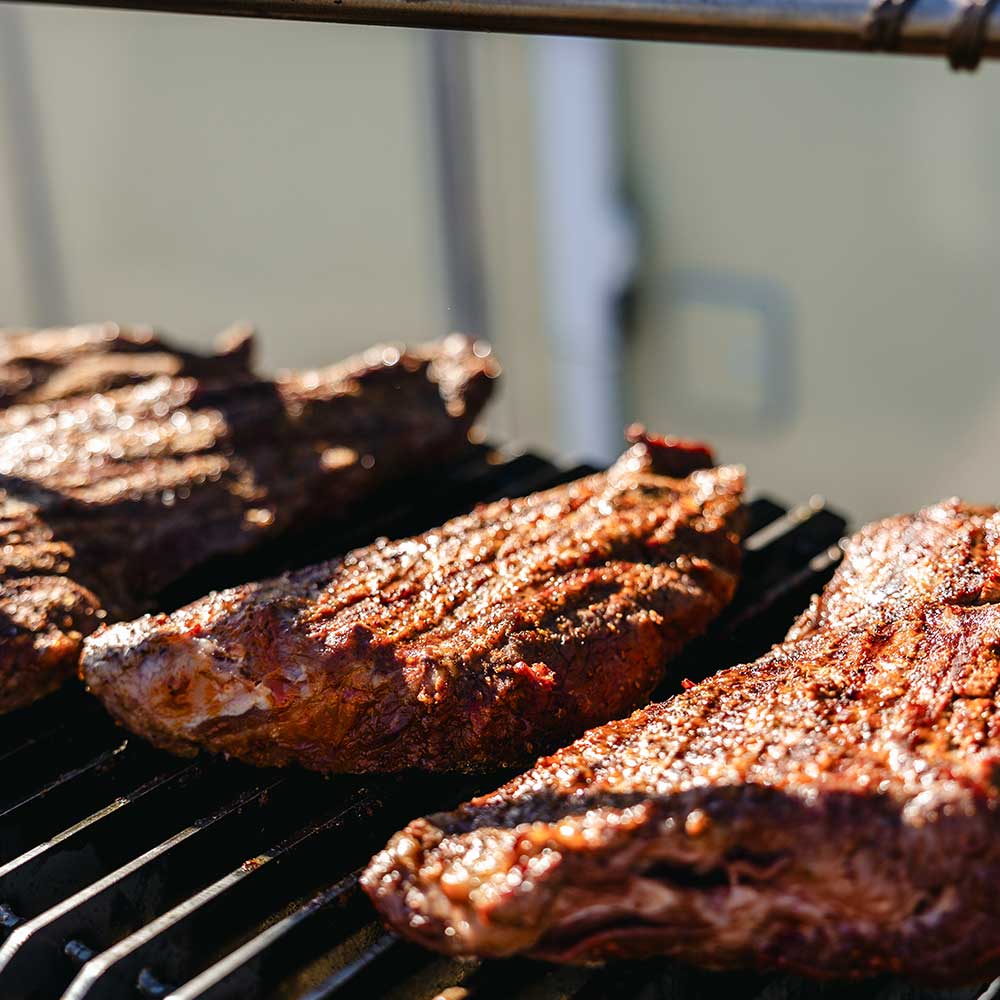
<box><xmin>4</xmin><ymin>12</ymin><xmax>1000</xmax><ymax>524</ymax></box>
<box><xmin>622</xmin><ymin>42</ymin><xmax>1000</xmax><ymax>520</ymax></box>
<box><xmin>0</xmin><ymin>11</ymin><xmax>557</xmax><ymax>454</ymax></box>
<box><xmin>0</xmin><ymin>7</ymin><xmax>448</xmax><ymax>370</ymax></box>
<box><xmin>468</xmin><ymin>34</ymin><xmax>555</xmax><ymax>453</ymax></box>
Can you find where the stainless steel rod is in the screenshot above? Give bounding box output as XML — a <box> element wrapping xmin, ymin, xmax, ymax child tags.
<box><xmin>8</xmin><ymin>0</ymin><xmax>1000</xmax><ymax>62</ymax></box>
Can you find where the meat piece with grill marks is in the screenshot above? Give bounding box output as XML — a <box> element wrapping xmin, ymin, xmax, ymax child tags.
<box><xmin>0</xmin><ymin>321</ymin><xmax>255</xmax><ymax>406</ymax></box>
<box><xmin>363</xmin><ymin>502</ymin><xmax>1000</xmax><ymax>984</ymax></box>
<box><xmin>0</xmin><ymin>335</ymin><xmax>497</xmax><ymax>713</ymax></box>
<box><xmin>81</xmin><ymin>432</ymin><xmax>744</xmax><ymax>772</ymax></box>
<box><xmin>787</xmin><ymin>499</ymin><xmax>1000</xmax><ymax>640</ymax></box>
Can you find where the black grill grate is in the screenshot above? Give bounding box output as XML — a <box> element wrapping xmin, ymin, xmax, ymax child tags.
<box><xmin>0</xmin><ymin>446</ymin><xmax>994</xmax><ymax>1000</ymax></box>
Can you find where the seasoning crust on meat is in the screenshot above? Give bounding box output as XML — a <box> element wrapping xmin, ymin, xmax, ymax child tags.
<box><xmin>81</xmin><ymin>433</ymin><xmax>744</xmax><ymax>772</ymax></box>
<box><xmin>0</xmin><ymin>335</ymin><xmax>496</xmax><ymax>713</ymax></box>
<box><xmin>787</xmin><ymin>499</ymin><xmax>1000</xmax><ymax>639</ymax></box>
<box><xmin>0</xmin><ymin>321</ymin><xmax>255</xmax><ymax>405</ymax></box>
<box><xmin>363</xmin><ymin>500</ymin><xmax>1000</xmax><ymax>985</ymax></box>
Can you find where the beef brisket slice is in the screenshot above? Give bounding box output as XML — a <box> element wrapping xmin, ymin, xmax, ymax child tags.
<box><xmin>363</xmin><ymin>599</ymin><xmax>1000</xmax><ymax>983</ymax></box>
<box><xmin>0</xmin><ymin>321</ymin><xmax>254</xmax><ymax>405</ymax></box>
<box><xmin>81</xmin><ymin>437</ymin><xmax>743</xmax><ymax>772</ymax></box>
<box><xmin>0</xmin><ymin>335</ymin><xmax>496</xmax><ymax>712</ymax></box>
<box><xmin>788</xmin><ymin>499</ymin><xmax>1000</xmax><ymax>640</ymax></box>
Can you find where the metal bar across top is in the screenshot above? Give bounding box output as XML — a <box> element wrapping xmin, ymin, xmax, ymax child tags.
<box><xmin>9</xmin><ymin>0</ymin><xmax>1000</xmax><ymax>63</ymax></box>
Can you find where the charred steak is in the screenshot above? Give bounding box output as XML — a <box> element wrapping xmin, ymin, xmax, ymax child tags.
<box><xmin>0</xmin><ymin>336</ymin><xmax>496</xmax><ymax>713</ymax></box>
<box><xmin>81</xmin><ymin>432</ymin><xmax>744</xmax><ymax>772</ymax></box>
<box><xmin>787</xmin><ymin>499</ymin><xmax>1000</xmax><ymax>640</ymax></box>
<box><xmin>0</xmin><ymin>321</ymin><xmax>255</xmax><ymax>405</ymax></box>
<box><xmin>364</xmin><ymin>503</ymin><xmax>1000</xmax><ymax>985</ymax></box>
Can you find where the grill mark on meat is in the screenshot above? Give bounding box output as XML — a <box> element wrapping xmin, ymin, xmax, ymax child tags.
<box><xmin>313</xmin><ymin>468</ymin><xmax>734</xmax><ymax>658</ymax></box>
<box><xmin>0</xmin><ymin>321</ymin><xmax>255</xmax><ymax>406</ymax></box>
<box><xmin>306</xmin><ymin>479</ymin><xmax>622</xmax><ymax>641</ymax></box>
<box><xmin>363</xmin><ymin>504</ymin><xmax>1000</xmax><ymax>984</ymax></box>
<box><xmin>787</xmin><ymin>499</ymin><xmax>1000</xmax><ymax>641</ymax></box>
<box><xmin>0</xmin><ymin>335</ymin><xmax>497</xmax><ymax>714</ymax></box>
<box><xmin>81</xmin><ymin>438</ymin><xmax>744</xmax><ymax>773</ymax></box>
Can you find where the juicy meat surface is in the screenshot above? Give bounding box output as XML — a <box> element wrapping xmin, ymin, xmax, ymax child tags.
<box><xmin>787</xmin><ymin>499</ymin><xmax>1000</xmax><ymax>640</ymax></box>
<box><xmin>363</xmin><ymin>501</ymin><xmax>1000</xmax><ymax>985</ymax></box>
<box><xmin>0</xmin><ymin>335</ymin><xmax>496</xmax><ymax>713</ymax></box>
<box><xmin>81</xmin><ymin>435</ymin><xmax>744</xmax><ymax>772</ymax></box>
<box><xmin>0</xmin><ymin>321</ymin><xmax>255</xmax><ymax>405</ymax></box>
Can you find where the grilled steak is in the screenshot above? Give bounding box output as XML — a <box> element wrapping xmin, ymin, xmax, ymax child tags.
<box><xmin>787</xmin><ymin>499</ymin><xmax>1000</xmax><ymax>640</ymax></box>
<box><xmin>0</xmin><ymin>321</ymin><xmax>255</xmax><ymax>405</ymax></box>
<box><xmin>81</xmin><ymin>431</ymin><xmax>744</xmax><ymax>772</ymax></box>
<box><xmin>363</xmin><ymin>600</ymin><xmax>1000</xmax><ymax>983</ymax></box>
<box><xmin>363</xmin><ymin>503</ymin><xmax>1000</xmax><ymax>985</ymax></box>
<box><xmin>0</xmin><ymin>336</ymin><xmax>496</xmax><ymax>713</ymax></box>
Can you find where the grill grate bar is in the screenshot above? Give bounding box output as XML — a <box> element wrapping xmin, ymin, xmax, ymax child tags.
<box><xmin>0</xmin><ymin>742</ymin><xmax>187</xmax><ymax>867</ymax></box>
<box><xmin>0</xmin><ymin>758</ymin><xmax>201</xmax><ymax>904</ymax></box>
<box><xmin>63</xmin><ymin>783</ymin><xmax>388</xmax><ymax>1000</ymax></box>
<box><xmin>0</xmin><ymin>739</ymin><xmax>129</xmax><ymax>826</ymax></box>
<box><xmin>167</xmin><ymin>873</ymin><xmax>368</xmax><ymax>1000</ymax></box>
<box><xmin>156</xmin><ymin>772</ymin><xmax>505</xmax><ymax>999</ymax></box>
<box><xmin>0</xmin><ymin>726</ymin><xmax>125</xmax><ymax>816</ymax></box>
<box><xmin>0</xmin><ymin>719</ymin><xmax>88</xmax><ymax>768</ymax></box>
<box><xmin>0</xmin><ymin>774</ymin><xmax>286</xmax><ymax>997</ymax></box>
<box><xmin>743</xmin><ymin>496</ymin><xmax>827</xmax><ymax>552</ymax></box>
<box><xmin>0</xmin><ymin>689</ymin><xmax>110</xmax><ymax>760</ymax></box>
<box><xmin>748</xmin><ymin>976</ymin><xmax>996</xmax><ymax>999</ymax></box>
<box><xmin>717</xmin><ymin>543</ymin><xmax>841</xmax><ymax>637</ymax></box>
<box><xmin>298</xmin><ymin>931</ymin><xmax>400</xmax><ymax>1000</ymax></box>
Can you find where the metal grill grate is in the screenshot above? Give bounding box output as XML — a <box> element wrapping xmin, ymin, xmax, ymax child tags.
<box><xmin>0</xmin><ymin>446</ymin><xmax>994</xmax><ymax>1000</ymax></box>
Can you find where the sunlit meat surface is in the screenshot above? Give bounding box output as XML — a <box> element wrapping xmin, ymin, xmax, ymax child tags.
<box><xmin>0</xmin><ymin>320</ymin><xmax>255</xmax><ymax>406</ymax></box>
<box><xmin>82</xmin><ymin>431</ymin><xmax>743</xmax><ymax>772</ymax></box>
<box><xmin>0</xmin><ymin>335</ymin><xmax>497</xmax><ymax>713</ymax></box>
<box><xmin>787</xmin><ymin>499</ymin><xmax>1000</xmax><ymax>639</ymax></box>
<box><xmin>364</xmin><ymin>502</ymin><xmax>1000</xmax><ymax>985</ymax></box>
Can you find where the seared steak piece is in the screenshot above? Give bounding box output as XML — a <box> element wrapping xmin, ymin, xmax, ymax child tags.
<box><xmin>81</xmin><ymin>433</ymin><xmax>744</xmax><ymax>772</ymax></box>
<box><xmin>0</xmin><ymin>321</ymin><xmax>255</xmax><ymax>405</ymax></box>
<box><xmin>0</xmin><ymin>336</ymin><xmax>496</xmax><ymax>713</ymax></box>
<box><xmin>363</xmin><ymin>599</ymin><xmax>1000</xmax><ymax>984</ymax></box>
<box><xmin>787</xmin><ymin>499</ymin><xmax>1000</xmax><ymax>640</ymax></box>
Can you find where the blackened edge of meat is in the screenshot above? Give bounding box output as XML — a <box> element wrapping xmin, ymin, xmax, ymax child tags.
<box><xmin>624</xmin><ymin>423</ymin><xmax>716</xmax><ymax>478</ymax></box>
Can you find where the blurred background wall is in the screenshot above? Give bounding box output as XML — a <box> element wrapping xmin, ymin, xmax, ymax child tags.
<box><xmin>1</xmin><ymin>6</ymin><xmax>999</xmax><ymax>524</ymax></box>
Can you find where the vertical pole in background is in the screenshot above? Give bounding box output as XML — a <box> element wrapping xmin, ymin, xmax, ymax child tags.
<box><xmin>0</xmin><ymin>7</ymin><xmax>69</xmax><ymax>326</ymax></box>
<box><xmin>532</xmin><ymin>37</ymin><xmax>635</xmax><ymax>464</ymax></box>
<box><xmin>427</xmin><ymin>31</ymin><xmax>490</xmax><ymax>341</ymax></box>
